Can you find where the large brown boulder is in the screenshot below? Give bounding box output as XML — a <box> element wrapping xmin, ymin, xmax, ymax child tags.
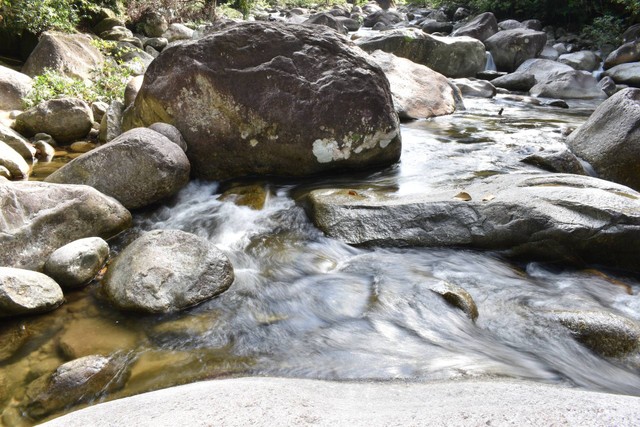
<box><xmin>124</xmin><ymin>22</ymin><xmax>400</xmax><ymax>180</ymax></box>
<box><xmin>484</xmin><ymin>29</ymin><xmax>547</xmax><ymax>72</ymax></box>
<box><xmin>355</xmin><ymin>28</ymin><xmax>486</xmax><ymax>78</ymax></box>
<box><xmin>22</xmin><ymin>32</ymin><xmax>104</xmax><ymax>81</ymax></box>
<box><xmin>0</xmin><ymin>179</ymin><xmax>131</xmax><ymax>270</ymax></box>
<box><xmin>567</xmin><ymin>88</ymin><xmax>640</xmax><ymax>191</ymax></box>
<box><xmin>369</xmin><ymin>50</ymin><xmax>463</xmax><ymax>120</ymax></box>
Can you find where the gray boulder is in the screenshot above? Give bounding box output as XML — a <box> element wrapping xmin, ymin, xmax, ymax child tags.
<box><xmin>516</xmin><ymin>59</ymin><xmax>574</xmax><ymax>82</ymax></box>
<box><xmin>14</xmin><ymin>97</ymin><xmax>93</xmax><ymax>143</ymax></box>
<box><xmin>603</xmin><ymin>62</ymin><xmax>640</xmax><ymax>87</ymax></box>
<box><xmin>0</xmin><ymin>66</ymin><xmax>32</xmax><ymax>110</ymax></box>
<box><xmin>604</xmin><ymin>40</ymin><xmax>640</xmax><ymax>69</ymax></box>
<box><xmin>538</xmin><ymin>46</ymin><xmax>560</xmax><ymax>61</ymax></box>
<box><xmin>306</xmin><ymin>173</ymin><xmax>640</xmax><ymax>272</ymax></box>
<box><xmin>93</xmin><ymin>17</ymin><xmax>125</xmax><ymax>35</ymax></box>
<box><xmin>0</xmin><ymin>141</ymin><xmax>29</xmax><ymax>180</ymax></box>
<box><xmin>0</xmin><ymin>267</ymin><xmax>64</xmax><ymax>317</ymax></box>
<box><xmin>451</xmin><ymin>12</ymin><xmax>498</xmax><ymax>42</ymax></box>
<box><xmin>0</xmin><ymin>123</ymin><xmax>35</xmax><ymax>160</ymax></box>
<box><xmin>521</xmin><ymin>149</ymin><xmax>588</xmax><ymax>175</ymax></box>
<box><xmin>491</xmin><ymin>72</ymin><xmax>536</xmax><ymax>92</ymax></box>
<box><xmin>420</xmin><ymin>19</ymin><xmax>453</xmax><ymax>34</ymax></box>
<box><xmin>162</xmin><ymin>23</ymin><xmax>194</xmax><ymax>43</ymax></box>
<box><xmin>0</xmin><ymin>180</ymin><xmax>131</xmax><ymax>270</ymax></box>
<box><xmin>545</xmin><ymin>310</ymin><xmax>640</xmax><ymax>357</ymax></box>
<box><xmin>45</xmin><ymin>128</ymin><xmax>190</xmax><ymax>210</ymax></box>
<box><xmin>22</xmin><ymin>32</ymin><xmax>104</xmax><ymax>81</ymax></box>
<box><xmin>303</xmin><ymin>13</ymin><xmax>348</xmax><ymax>35</ymax></box>
<box><xmin>100</xmin><ymin>26</ymin><xmax>133</xmax><ymax>42</ymax></box>
<box><xmin>44</xmin><ymin>237</ymin><xmax>109</xmax><ymax>288</ymax></box>
<box><xmin>124</xmin><ymin>75</ymin><xmax>144</xmax><ymax>108</ymax></box>
<box><xmin>567</xmin><ymin>88</ymin><xmax>640</xmax><ymax>191</ymax></box>
<box><xmin>137</xmin><ymin>11</ymin><xmax>169</xmax><ymax>38</ymax></box>
<box><xmin>369</xmin><ymin>50</ymin><xmax>463</xmax><ymax>120</ymax></box>
<box><xmin>529</xmin><ymin>71</ymin><xmax>606</xmax><ymax>99</ymax></box>
<box><xmin>148</xmin><ymin>122</ymin><xmax>188</xmax><ymax>151</ymax></box>
<box><xmin>335</xmin><ymin>16</ymin><xmax>361</xmax><ymax>32</ymax></box>
<box><xmin>428</xmin><ymin>281</ymin><xmax>478</xmax><ymax>322</ymax></box>
<box><xmin>623</xmin><ymin>24</ymin><xmax>640</xmax><ymax>43</ymax></box>
<box><xmin>498</xmin><ymin>19</ymin><xmax>522</xmax><ymax>30</ymax></box>
<box><xmin>558</xmin><ymin>51</ymin><xmax>600</xmax><ymax>71</ymax></box>
<box><xmin>484</xmin><ymin>29</ymin><xmax>547</xmax><ymax>72</ymax></box>
<box><xmin>23</xmin><ymin>354</ymin><xmax>130</xmax><ymax>420</ymax></box>
<box><xmin>125</xmin><ymin>22</ymin><xmax>400</xmax><ymax>180</ymax></box>
<box><xmin>363</xmin><ymin>10</ymin><xmax>404</xmax><ymax>28</ymax></box>
<box><xmin>452</xmin><ymin>78</ymin><xmax>496</xmax><ymax>98</ymax></box>
<box><xmin>98</xmin><ymin>99</ymin><xmax>124</xmax><ymax>143</ymax></box>
<box><xmin>103</xmin><ymin>229</ymin><xmax>234</xmax><ymax>313</ymax></box>
<box><xmin>598</xmin><ymin>75</ymin><xmax>618</xmax><ymax>97</ymax></box>
<box><xmin>355</xmin><ymin>28</ymin><xmax>486</xmax><ymax>78</ymax></box>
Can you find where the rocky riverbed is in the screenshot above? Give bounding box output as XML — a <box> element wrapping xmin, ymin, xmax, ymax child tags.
<box><xmin>1</xmin><ymin>3</ymin><xmax>640</xmax><ymax>425</ymax></box>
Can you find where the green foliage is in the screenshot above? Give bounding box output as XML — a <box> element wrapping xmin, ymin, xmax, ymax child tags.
<box><xmin>23</xmin><ymin>40</ymin><xmax>136</xmax><ymax>108</ymax></box>
<box><xmin>581</xmin><ymin>14</ymin><xmax>625</xmax><ymax>48</ymax></box>
<box><xmin>0</xmin><ymin>0</ymin><xmax>80</xmax><ymax>34</ymax></box>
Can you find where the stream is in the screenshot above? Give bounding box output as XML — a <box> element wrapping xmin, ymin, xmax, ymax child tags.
<box><xmin>2</xmin><ymin>95</ymin><xmax>640</xmax><ymax>425</ymax></box>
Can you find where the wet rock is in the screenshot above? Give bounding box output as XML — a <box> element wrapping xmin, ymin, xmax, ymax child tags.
<box><xmin>14</xmin><ymin>98</ymin><xmax>93</xmax><ymax>144</ymax></box>
<box><xmin>125</xmin><ymin>22</ymin><xmax>400</xmax><ymax>180</ymax></box>
<box><xmin>162</xmin><ymin>23</ymin><xmax>194</xmax><ymax>43</ymax></box>
<box><xmin>22</xmin><ymin>32</ymin><xmax>104</xmax><ymax>81</ymax></box>
<box><xmin>45</xmin><ymin>128</ymin><xmax>190</xmax><ymax>210</ymax></box>
<box><xmin>363</xmin><ymin>10</ymin><xmax>404</xmax><ymax>28</ymax></box>
<box><xmin>428</xmin><ymin>281</ymin><xmax>478</xmax><ymax>322</ymax></box>
<box><xmin>530</xmin><ymin>71</ymin><xmax>606</xmax><ymax>99</ymax></box>
<box><xmin>0</xmin><ymin>180</ymin><xmax>131</xmax><ymax>270</ymax></box>
<box><xmin>34</xmin><ymin>140</ymin><xmax>55</xmax><ymax>162</ymax></box>
<box><xmin>484</xmin><ymin>29</ymin><xmax>547</xmax><ymax>72</ymax></box>
<box><xmin>0</xmin><ymin>320</ymin><xmax>32</xmax><ymax>362</ymax></box>
<box><xmin>23</xmin><ymin>354</ymin><xmax>130</xmax><ymax>419</ymax></box>
<box><xmin>0</xmin><ymin>267</ymin><xmax>64</xmax><ymax>318</ymax></box>
<box><xmin>567</xmin><ymin>88</ymin><xmax>640</xmax><ymax>191</ymax></box>
<box><xmin>69</xmin><ymin>141</ymin><xmax>96</xmax><ymax>153</ymax></box>
<box><xmin>491</xmin><ymin>73</ymin><xmax>536</xmax><ymax>92</ymax></box>
<box><xmin>369</xmin><ymin>50</ymin><xmax>462</xmax><ymax>120</ymax></box>
<box><xmin>44</xmin><ymin>237</ymin><xmax>109</xmax><ymax>289</ymax></box>
<box><xmin>452</xmin><ymin>78</ymin><xmax>496</xmax><ymax>98</ymax></box>
<box><xmin>0</xmin><ymin>65</ymin><xmax>32</xmax><ymax>110</ymax></box>
<box><xmin>0</xmin><ymin>123</ymin><xmax>35</xmax><ymax>160</ymax></box>
<box><xmin>521</xmin><ymin>149</ymin><xmax>587</xmax><ymax>175</ymax></box>
<box><xmin>355</xmin><ymin>28</ymin><xmax>486</xmax><ymax>78</ymax></box>
<box><xmin>604</xmin><ymin>40</ymin><xmax>640</xmax><ymax>69</ymax></box>
<box><xmin>335</xmin><ymin>16</ymin><xmax>361</xmax><ymax>32</ymax></box>
<box><xmin>0</xmin><ymin>141</ymin><xmax>29</xmax><ymax>180</ymax></box>
<box><xmin>548</xmin><ymin>310</ymin><xmax>640</xmax><ymax>357</ymax></box>
<box><xmin>98</xmin><ymin>99</ymin><xmax>124</xmax><ymax>143</ymax></box>
<box><xmin>148</xmin><ymin>122</ymin><xmax>187</xmax><ymax>152</ymax></box>
<box><xmin>451</xmin><ymin>12</ymin><xmax>498</xmax><ymax>42</ymax></box>
<box><xmin>306</xmin><ymin>173</ymin><xmax>640</xmax><ymax>272</ymax></box>
<box><xmin>603</xmin><ymin>62</ymin><xmax>640</xmax><ymax>87</ymax></box>
<box><xmin>304</xmin><ymin>13</ymin><xmax>348</xmax><ymax>35</ymax></box>
<box><xmin>558</xmin><ymin>51</ymin><xmax>600</xmax><ymax>72</ymax></box>
<box><xmin>103</xmin><ymin>229</ymin><xmax>234</xmax><ymax>313</ymax></box>
<box><xmin>219</xmin><ymin>184</ymin><xmax>269</xmax><ymax>210</ymax></box>
<box><xmin>420</xmin><ymin>19</ymin><xmax>453</xmax><ymax>34</ymax></box>
<box><xmin>58</xmin><ymin>318</ymin><xmax>138</xmax><ymax>359</ymax></box>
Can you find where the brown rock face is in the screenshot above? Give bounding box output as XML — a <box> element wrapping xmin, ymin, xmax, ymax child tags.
<box><xmin>124</xmin><ymin>22</ymin><xmax>401</xmax><ymax>180</ymax></box>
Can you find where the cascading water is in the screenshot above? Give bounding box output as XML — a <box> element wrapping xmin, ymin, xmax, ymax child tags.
<box><xmin>3</xmin><ymin>96</ymin><xmax>640</xmax><ymax>425</ymax></box>
<box><xmin>484</xmin><ymin>51</ymin><xmax>497</xmax><ymax>71</ymax></box>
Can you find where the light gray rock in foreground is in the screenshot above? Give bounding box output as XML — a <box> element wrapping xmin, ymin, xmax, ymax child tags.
<box><xmin>0</xmin><ymin>65</ymin><xmax>33</xmax><ymax>110</ymax></box>
<box><xmin>44</xmin><ymin>237</ymin><xmax>109</xmax><ymax>288</ymax></box>
<box><xmin>39</xmin><ymin>377</ymin><xmax>640</xmax><ymax>427</ymax></box>
<box><xmin>0</xmin><ymin>180</ymin><xmax>131</xmax><ymax>270</ymax></box>
<box><xmin>306</xmin><ymin>173</ymin><xmax>640</xmax><ymax>272</ymax></box>
<box><xmin>45</xmin><ymin>128</ymin><xmax>190</xmax><ymax>210</ymax></box>
<box><xmin>0</xmin><ymin>267</ymin><xmax>64</xmax><ymax>317</ymax></box>
<box><xmin>103</xmin><ymin>229</ymin><xmax>234</xmax><ymax>313</ymax></box>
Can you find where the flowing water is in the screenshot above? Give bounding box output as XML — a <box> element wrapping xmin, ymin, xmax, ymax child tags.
<box><xmin>2</xmin><ymin>96</ymin><xmax>640</xmax><ymax>425</ymax></box>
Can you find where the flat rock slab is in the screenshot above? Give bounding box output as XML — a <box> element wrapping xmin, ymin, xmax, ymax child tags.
<box><xmin>39</xmin><ymin>377</ymin><xmax>640</xmax><ymax>426</ymax></box>
<box><xmin>306</xmin><ymin>173</ymin><xmax>640</xmax><ymax>271</ymax></box>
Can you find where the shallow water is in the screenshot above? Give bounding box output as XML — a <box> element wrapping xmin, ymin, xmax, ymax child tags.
<box><xmin>3</xmin><ymin>96</ymin><xmax>640</xmax><ymax>425</ymax></box>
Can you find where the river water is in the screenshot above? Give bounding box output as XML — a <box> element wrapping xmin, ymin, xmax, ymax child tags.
<box><xmin>2</xmin><ymin>96</ymin><xmax>640</xmax><ymax>425</ymax></box>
